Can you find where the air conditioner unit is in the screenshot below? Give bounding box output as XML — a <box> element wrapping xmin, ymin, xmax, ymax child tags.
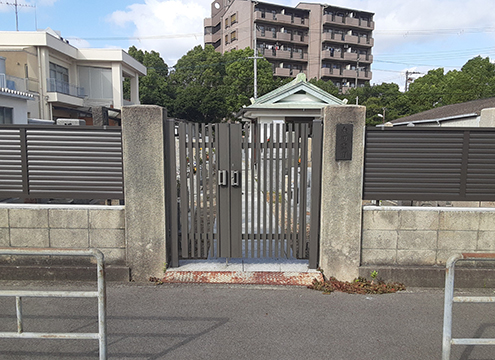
<box><xmin>56</xmin><ymin>119</ymin><xmax>86</xmax><ymax>126</ymax></box>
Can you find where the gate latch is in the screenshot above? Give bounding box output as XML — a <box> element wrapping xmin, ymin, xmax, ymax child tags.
<box><xmin>218</xmin><ymin>170</ymin><xmax>228</xmax><ymax>186</ymax></box>
<box><xmin>231</xmin><ymin>170</ymin><xmax>240</xmax><ymax>187</ymax></box>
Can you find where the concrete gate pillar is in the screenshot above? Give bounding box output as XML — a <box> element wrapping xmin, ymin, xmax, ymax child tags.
<box><xmin>319</xmin><ymin>105</ymin><xmax>366</xmax><ymax>281</ymax></box>
<box><xmin>121</xmin><ymin>105</ymin><xmax>167</xmax><ymax>281</ymax></box>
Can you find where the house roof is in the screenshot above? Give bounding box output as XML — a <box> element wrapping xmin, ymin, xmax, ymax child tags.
<box><xmin>0</xmin><ymin>87</ymin><xmax>34</xmax><ymax>100</ymax></box>
<box><xmin>240</xmin><ymin>73</ymin><xmax>343</xmax><ymax>116</ymax></box>
<box><xmin>390</xmin><ymin>97</ymin><xmax>495</xmax><ymax>126</ymax></box>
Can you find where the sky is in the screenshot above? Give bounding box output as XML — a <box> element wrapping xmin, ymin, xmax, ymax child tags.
<box><xmin>1</xmin><ymin>0</ymin><xmax>495</xmax><ymax>91</ymax></box>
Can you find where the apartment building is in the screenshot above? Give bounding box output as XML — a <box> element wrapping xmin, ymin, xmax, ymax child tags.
<box><xmin>204</xmin><ymin>0</ymin><xmax>374</xmax><ymax>92</ymax></box>
<box><xmin>0</xmin><ymin>28</ymin><xmax>146</xmax><ymax>123</ymax></box>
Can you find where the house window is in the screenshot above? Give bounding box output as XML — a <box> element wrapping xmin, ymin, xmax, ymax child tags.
<box><xmin>78</xmin><ymin>66</ymin><xmax>112</xmax><ymax>100</ymax></box>
<box><xmin>49</xmin><ymin>62</ymin><xmax>69</xmax><ymax>94</ymax></box>
<box><xmin>0</xmin><ymin>107</ymin><xmax>13</xmax><ymax>124</ymax></box>
<box><xmin>231</xmin><ymin>30</ymin><xmax>237</xmax><ymax>42</ymax></box>
<box><xmin>230</xmin><ymin>13</ymin><xmax>237</xmax><ymax>24</ymax></box>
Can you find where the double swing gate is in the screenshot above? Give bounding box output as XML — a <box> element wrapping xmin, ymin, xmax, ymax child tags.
<box><xmin>165</xmin><ymin>119</ymin><xmax>322</xmax><ymax>268</ymax></box>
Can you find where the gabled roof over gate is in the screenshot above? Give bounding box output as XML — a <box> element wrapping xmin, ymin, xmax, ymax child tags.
<box><xmin>238</xmin><ymin>73</ymin><xmax>343</xmax><ymax>118</ymax></box>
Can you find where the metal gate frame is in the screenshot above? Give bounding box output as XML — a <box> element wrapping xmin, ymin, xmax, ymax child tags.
<box><xmin>165</xmin><ymin>119</ymin><xmax>322</xmax><ymax>268</ymax></box>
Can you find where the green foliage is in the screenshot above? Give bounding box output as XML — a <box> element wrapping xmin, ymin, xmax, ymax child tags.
<box><xmin>127</xmin><ymin>47</ymin><xmax>495</xmax><ymax>125</ymax></box>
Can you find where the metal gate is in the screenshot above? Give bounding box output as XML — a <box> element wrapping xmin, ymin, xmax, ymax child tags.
<box><xmin>165</xmin><ymin>119</ymin><xmax>322</xmax><ymax>268</ymax></box>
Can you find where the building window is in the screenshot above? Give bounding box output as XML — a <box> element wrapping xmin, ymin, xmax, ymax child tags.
<box><xmin>230</xmin><ymin>13</ymin><xmax>237</xmax><ymax>24</ymax></box>
<box><xmin>78</xmin><ymin>66</ymin><xmax>112</xmax><ymax>100</ymax></box>
<box><xmin>49</xmin><ymin>62</ymin><xmax>69</xmax><ymax>94</ymax></box>
<box><xmin>0</xmin><ymin>107</ymin><xmax>13</xmax><ymax>124</ymax></box>
<box><xmin>231</xmin><ymin>30</ymin><xmax>237</xmax><ymax>42</ymax></box>
<box><xmin>225</xmin><ymin>34</ymin><xmax>229</xmax><ymax>44</ymax></box>
<box><xmin>225</xmin><ymin>18</ymin><xmax>229</xmax><ymax>28</ymax></box>
<box><xmin>259</xmin><ymin>25</ymin><xmax>265</xmax><ymax>37</ymax></box>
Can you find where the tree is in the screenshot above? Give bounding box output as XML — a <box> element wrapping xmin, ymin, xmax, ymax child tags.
<box><xmin>308</xmin><ymin>78</ymin><xmax>340</xmax><ymax>97</ymax></box>
<box><xmin>223</xmin><ymin>48</ymin><xmax>275</xmax><ymax>118</ymax></box>
<box><xmin>169</xmin><ymin>45</ymin><xmax>227</xmax><ymax>122</ymax></box>
<box><xmin>124</xmin><ymin>46</ymin><xmax>173</xmax><ymax>110</ymax></box>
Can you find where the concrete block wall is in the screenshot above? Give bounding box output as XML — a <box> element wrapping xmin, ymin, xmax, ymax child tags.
<box><xmin>362</xmin><ymin>206</ymin><xmax>495</xmax><ymax>266</ymax></box>
<box><xmin>0</xmin><ymin>204</ymin><xmax>126</xmax><ymax>264</ymax></box>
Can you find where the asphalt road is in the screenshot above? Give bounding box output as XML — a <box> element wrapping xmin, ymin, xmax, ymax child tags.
<box><xmin>0</xmin><ymin>281</ymin><xmax>494</xmax><ymax>360</ymax></box>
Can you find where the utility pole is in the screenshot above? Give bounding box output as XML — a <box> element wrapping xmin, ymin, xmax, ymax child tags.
<box><xmin>0</xmin><ymin>0</ymin><xmax>35</xmax><ymax>31</ymax></box>
<box><xmin>248</xmin><ymin>21</ymin><xmax>263</xmax><ymax>100</ymax></box>
<box><xmin>405</xmin><ymin>70</ymin><xmax>420</xmax><ymax>92</ymax></box>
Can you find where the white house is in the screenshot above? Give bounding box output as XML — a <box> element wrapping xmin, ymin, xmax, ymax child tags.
<box><xmin>0</xmin><ymin>28</ymin><xmax>146</xmax><ymax>124</ymax></box>
<box><xmin>386</xmin><ymin>97</ymin><xmax>495</xmax><ymax>128</ymax></box>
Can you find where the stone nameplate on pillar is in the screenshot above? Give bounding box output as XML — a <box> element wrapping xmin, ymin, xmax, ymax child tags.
<box><xmin>335</xmin><ymin>123</ymin><xmax>353</xmax><ymax>161</ymax></box>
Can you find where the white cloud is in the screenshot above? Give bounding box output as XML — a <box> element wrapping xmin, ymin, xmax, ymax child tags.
<box><xmin>108</xmin><ymin>0</ymin><xmax>209</xmax><ymax>66</ymax></box>
<box><xmin>68</xmin><ymin>37</ymin><xmax>91</xmax><ymax>48</ymax></box>
<box><xmin>106</xmin><ymin>0</ymin><xmax>495</xmax><ymax>85</ymax></box>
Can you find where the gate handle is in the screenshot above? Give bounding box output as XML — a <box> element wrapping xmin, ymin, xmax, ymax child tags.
<box><xmin>231</xmin><ymin>171</ymin><xmax>240</xmax><ymax>187</ymax></box>
<box><xmin>218</xmin><ymin>170</ymin><xmax>228</xmax><ymax>186</ymax></box>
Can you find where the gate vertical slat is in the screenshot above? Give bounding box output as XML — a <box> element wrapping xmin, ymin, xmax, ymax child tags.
<box><xmin>256</xmin><ymin>124</ymin><xmax>262</xmax><ymax>257</ymax></box>
<box><xmin>187</xmin><ymin>123</ymin><xmax>196</xmax><ymax>257</ymax></box>
<box><xmin>165</xmin><ymin>119</ymin><xmax>179</xmax><ymax>267</ymax></box>
<box><xmin>292</xmin><ymin>124</ymin><xmax>301</xmax><ymax>257</ymax></box>
<box><xmin>280</xmin><ymin>125</ymin><xmax>287</xmax><ymax>258</ymax></box>
<box><xmin>208</xmin><ymin>124</ymin><xmax>216</xmax><ymax>258</ymax></box>
<box><xmin>243</xmin><ymin>123</ymin><xmax>249</xmax><ymax>257</ymax></box>
<box><xmin>262</xmin><ymin>124</ymin><xmax>268</xmax><ymax>256</ymax></box>
<box><xmin>230</xmin><ymin>123</ymin><xmax>242</xmax><ymax>258</ymax></box>
<box><xmin>274</xmin><ymin>124</ymin><xmax>281</xmax><ymax>258</ymax></box>
<box><xmin>217</xmin><ymin>124</ymin><xmax>231</xmax><ymax>258</ymax></box>
<box><xmin>201</xmin><ymin>123</ymin><xmax>208</xmax><ymax>257</ymax></box>
<box><xmin>298</xmin><ymin>125</ymin><xmax>309</xmax><ymax>258</ymax></box>
<box><xmin>251</xmin><ymin>124</ymin><xmax>256</xmax><ymax>257</ymax></box>
<box><xmin>268</xmin><ymin>123</ymin><xmax>274</xmax><ymax>257</ymax></box>
<box><xmin>193</xmin><ymin>123</ymin><xmax>201</xmax><ymax>257</ymax></box>
<box><xmin>179</xmin><ymin>122</ymin><xmax>189</xmax><ymax>258</ymax></box>
<box><xmin>309</xmin><ymin>120</ymin><xmax>323</xmax><ymax>269</ymax></box>
<box><xmin>286</xmin><ymin>123</ymin><xmax>294</xmax><ymax>257</ymax></box>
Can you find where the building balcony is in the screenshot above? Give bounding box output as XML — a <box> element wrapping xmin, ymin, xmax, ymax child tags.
<box><xmin>259</xmin><ymin>31</ymin><xmax>307</xmax><ymax>45</ymax></box>
<box><xmin>321</xmin><ymin>67</ymin><xmax>372</xmax><ymax>80</ymax></box>
<box><xmin>274</xmin><ymin>67</ymin><xmax>291</xmax><ymax>77</ymax></box>
<box><xmin>322</xmin><ymin>32</ymin><xmax>374</xmax><ymax>47</ymax></box>
<box><xmin>260</xmin><ymin>48</ymin><xmax>308</xmax><ymax>62</ymax></box>
<box><xmin>47</xmin><ymin>78</ymin><xmax>86</xmax><ymax>98</ymax></box>
<box><xmin>273</xmin><ymin>67</ymin><xmax>306</xmax><ymax>77</ymax></box>
<box><xmin>322</xmin><ymin>14</ymin><xmax>375</xmax><ymax>30</ymax></box>
<box><xmin>254</xmin><ymin>11</ymin><xmax>308</xmax><ymax>28</ymax></box>
<box><xmin>0</xmin><ymin>74</ymin><xmax>28</xmax><ymax>92</ymax></box>
<box><xmin>204</xmin><ymin>33</ymin><xmax>213</xmax><ymax>44</ymax></box>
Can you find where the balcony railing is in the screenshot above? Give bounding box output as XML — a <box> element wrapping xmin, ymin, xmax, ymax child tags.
<box><xmin>259</xmin><ymin>48</ymin><xmax>308</xmax><ymax>61</ymax></box>
<box><xmin>321</xmin><ymin>67</ymin><xmax>371</xmax><ymax>80</ymax></box>
<box><xmin>0</xmin><ymin>74</ymin><xmax>5</xmax><ymax>88</ymax></box>
<box><xmin>47</xmin><ymin>78</ymin><xmax>86</xmax><ymax>98</ymax></box>
<box><xmin>254</xmin><ymin>11</ymin><xmax>308</xmax><ymax>27</ymax></box>
<box><xmin>322</xmin><ymin>14</ymin><xmax>375</xmax><ymax>30</ymax></box>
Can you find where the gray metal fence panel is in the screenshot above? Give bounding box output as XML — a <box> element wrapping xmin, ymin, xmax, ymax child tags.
<box><xmin>363</xmin><ymin>127</ymin><xmax>495</xmax><ymax>201</ymax></box>
<box><xmin>0</xmin><ymin>125</ymin><xmax>123</xmax><ymax>200</ymax></box>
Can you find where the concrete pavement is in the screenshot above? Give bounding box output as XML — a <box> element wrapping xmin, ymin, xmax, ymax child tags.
<box><xmin>0</xmin><ymin>281</ymin><xmax>494</xmax><ymax>359</ymax></box>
